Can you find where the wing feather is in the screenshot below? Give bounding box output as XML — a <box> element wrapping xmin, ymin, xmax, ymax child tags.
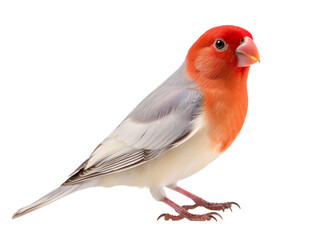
<box><xmin>63</xmin><ymin>63</ymin><xmax>203</xmax><ymax>185</ymax></box>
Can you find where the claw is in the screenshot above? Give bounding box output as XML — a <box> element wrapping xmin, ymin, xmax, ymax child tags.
<box><xmin>209</xmin><ymin>215</ymin><xmax>218</xmax><ymax>221</ymax></box>
<box><xmin>207</xmin><ymin>212</ymin><xmax>220</xmax><ymax>221</ymax></box>
<box><xmin>209</xmin><ymin>211</ymin><xmax>223</xmax><ymax>220</ymax></box>
<box><xmin>231</xmin><ymin>202</ymin><xmax>241</xmax><ymax>209</ymax></box>
<box><xmin>157</xmin><ymin>213</ymin><xmax>167</xmax><ymax>221</ymax></box>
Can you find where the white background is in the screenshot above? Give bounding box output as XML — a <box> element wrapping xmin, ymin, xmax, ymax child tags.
<box><xmin>1</xmin><ymin>0</ymin><xmax>318</xmax><ymax>239</ymax></box>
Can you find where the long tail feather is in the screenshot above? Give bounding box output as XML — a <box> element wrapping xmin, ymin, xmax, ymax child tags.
<box><xmin>12</xmin><ymin>181</ymin><xmax>96</xmax><ymax>219</ymax></box>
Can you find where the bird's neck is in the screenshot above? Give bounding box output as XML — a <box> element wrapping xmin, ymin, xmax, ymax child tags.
<box><xmin>190</xmin><ymin>67</ymin><xmax>250</xmax><ymax>153</ymax></box>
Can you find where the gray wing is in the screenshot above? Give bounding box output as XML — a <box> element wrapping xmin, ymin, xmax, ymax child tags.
<box><xmin>63</xmin><ymin>63</ymin><xmax>203</xmax><ymax>185</ymax></box>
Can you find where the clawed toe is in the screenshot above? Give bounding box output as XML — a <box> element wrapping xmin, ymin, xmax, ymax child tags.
<box><xmin>157</xmin><ymin>211</ymin><xmax>222</xmax><ymax>221</ymax></box>
<box><xmin>181</xmin><ymin>204</ymin><xmax>198</xmax><ymax>210</ymax></box>
<box><xmin>188</xmin><ymin>201</ymin><xmax>241</xmax><ymax>212</ymax></box>
<box><xmin>157</xmin><ymin>213</ymin><xmax>184</xmax><ymax>221</ymax></box>
<box><xmin>219</xmin><ymin>202</ymin><xmax>241</xmax><ymax>212</ymax></box>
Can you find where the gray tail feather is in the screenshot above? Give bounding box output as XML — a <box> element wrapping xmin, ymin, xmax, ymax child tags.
<box><xmin>12</xmin><ymin>181</ymin><xmax>95</xmax><ymax>219</ymax></box>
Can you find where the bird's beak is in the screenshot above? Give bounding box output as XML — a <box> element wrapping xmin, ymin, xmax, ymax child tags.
<box><xmin>236</xmin><ymin>36</ymin><xmax>260</xmax><ymax>67</ymax></box>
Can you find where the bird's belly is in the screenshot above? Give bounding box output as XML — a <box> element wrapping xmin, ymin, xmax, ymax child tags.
<box><xmin>99</xmin><ymin>128</ymin><xmax>220</xmax><ymax>188</ymax></box>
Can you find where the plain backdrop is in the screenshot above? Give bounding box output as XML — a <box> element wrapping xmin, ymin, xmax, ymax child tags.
<box><xmin>1</xmin><ymin>0</ymin><xmax>318</xmax><ymax>239</ymax></box>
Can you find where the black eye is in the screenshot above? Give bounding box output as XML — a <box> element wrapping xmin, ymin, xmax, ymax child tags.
<box><xmin>214</xmin><ymin>39</ymin><xmax>227</xmax><ymax>51</ymax></box>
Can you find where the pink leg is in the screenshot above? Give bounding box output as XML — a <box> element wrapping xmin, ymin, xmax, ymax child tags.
<box><xmin>158</xmin><ymin>197</ymin><xmax>222</xmax><ymax>221</ymax></box>
<box><xmin>172</xmin><ymin>186</ymin><xmax>240</xmax><ymax>211</ymax></box>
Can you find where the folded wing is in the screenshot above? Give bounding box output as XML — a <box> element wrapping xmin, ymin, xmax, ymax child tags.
<box><xmin>63</xmin><ymin>64</ymin><xmax>203</xmax><ymax>185</ymax></box>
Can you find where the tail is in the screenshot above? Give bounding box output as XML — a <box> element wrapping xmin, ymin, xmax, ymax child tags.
<box><xmin>12</xmin><ymin>181</ymin><xmax>96</xmax><ymax>219</ymax></box>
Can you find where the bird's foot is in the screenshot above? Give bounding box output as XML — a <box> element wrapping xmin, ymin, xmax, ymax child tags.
<box><xmin>171</xmin><ymin>186</ymin><xmax>240</xmax><ymax>212</ymax></box>
<box><xmin>182</xmin><ymin>201</ymin><xmax>240</xmax><ymax>211</ymax></box>
<box><xmin>157</xmin><ymin>210</ymin><xmax>222</xmax><ymax>221</ymax></box>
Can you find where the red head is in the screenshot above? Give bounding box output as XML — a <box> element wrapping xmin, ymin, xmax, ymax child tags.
<box><xmin>186</xmin><ymin>25</ymin><xmax>259</xmax><ymax>83</ymax></box>
<box><xmin>185</xmin><ymin>26</ymin><xmax>260</xmax><ymax>152</ymax></box>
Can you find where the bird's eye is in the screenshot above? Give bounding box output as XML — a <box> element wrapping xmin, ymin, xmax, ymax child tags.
<box><xmin>214</xmin><ymin>39</ymin><xmax>227</xmax><ymax>51</ymax></box>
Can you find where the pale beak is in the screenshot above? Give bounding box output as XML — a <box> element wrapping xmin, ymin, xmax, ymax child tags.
<box><xmin>236</xmin><ymin>36</ymin><xmax>260</xmax><ymax>67</ymax></box>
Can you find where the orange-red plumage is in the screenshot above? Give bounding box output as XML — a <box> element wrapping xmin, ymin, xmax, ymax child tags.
<box><xmin>186</xmin><ymin>26</ymin><xmax>253</xmax><ymax>152</ymax></box>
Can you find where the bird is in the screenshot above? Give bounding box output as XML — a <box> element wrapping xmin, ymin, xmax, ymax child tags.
<box><xmin>12</xmin><ymin>25</ymin><xmax>259</xmax><ymax>221</ymax></box>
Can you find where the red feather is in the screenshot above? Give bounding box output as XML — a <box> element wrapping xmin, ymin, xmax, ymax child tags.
<box><xmin>186</xmin><ymin>25</ymin><xmax>252</xmax><ymax>152</ymax></box>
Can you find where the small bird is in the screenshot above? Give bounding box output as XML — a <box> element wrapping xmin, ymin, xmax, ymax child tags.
<box><xmin>13</xmin><ymin>25</ymin><xmax>259</xmax><ymax>221</ymax></box>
